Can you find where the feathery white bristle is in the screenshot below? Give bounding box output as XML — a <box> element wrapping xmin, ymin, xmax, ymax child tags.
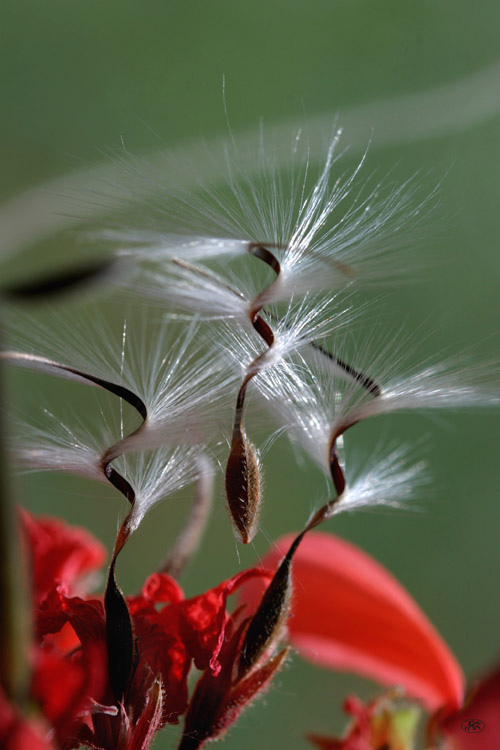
<box><xmin>100</xmin><ymin>129</ymin><xmax>436</xmax><ymax>307</ymax></box>
<box><xmin>114</xmin><ymin>446</ymin><xmax>200</xmax><ymax>535</ymax></box>
<box><xmin>332</xmin><ymin>358</ymin><xmax>500</xmax><ymax>435</ymax></box>
<box><xmin>254</xmin><ymin>358</ymin><xmax>334</xmax><ymax>475</ymax></box>
<box><xmin>12</xmin><ymin>413</ymin><xmax>107</xmax><ymax>483</ymax></box>
<box><xmin>331</xmin><ymin>446</ymin><xmax>426</xmax><ymax>516</ymax></box>
<box><xmin>270</xmin><ymin>293</ymin><xmax>353</xmax><ymax>360</ymax></box>
<box><xmin>249</xmin><ymin>333</ymin><xmax>500</xmax><ymax>480</ymax></box>
<box><xmin>5</xmin><ymin>312</ymin><xmax>236</xmax><ymax>453</ymax></box>
<box><xmin>128</xmin><ymin>257</ymin><xmax>254</xmax><ymax>322</ymax></box>
<box><xmin>101</xmin><ymin>231</ymin><xmax>249</xmax><ymax>262</ymax></box>
<box><xmin>212</xmin><ymin>293</ymin><xmax>353</xmax><ymax>387</ymax></box>
<box><xmin>108</xmin><ymin>317</ymin><xmax>236</xmax><ymax>454</ymax></box>
<box><xmin>13</xmin><ymin>412</ymin><xmax>202</xmax><ymax>536</ymax></box>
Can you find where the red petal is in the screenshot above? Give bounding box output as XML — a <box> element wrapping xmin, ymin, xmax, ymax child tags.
<box><xmin>34</xmin><ymin>591</ymin><xmax>110</xmax><ymax>742</ymax></box>
<box><xmin>244</xmin><ymin>532</ymin><xmax>464</xmax><ymax>712</ymax></box>
<box><xmin>131</xmin><ymin>613</ymin><xmax>191</xmax><ymax>724</ymax></box>
<box><xmin>0</xmin><ymin>688</ymin><xmax>54</xmax><ymax>750</ymax></box>
<box><xmin>438</xmin><ymin>663</ymin><xmax>500</xmax><ymax>750</ymax></box>
<box><xmin>20</xmin><ymin>510</ymin><xmax>106</xmax><ymax>604</ymax></box>
<box><xmin>37</xmin><ymin>587</ymin><xmax>106</xmax><ymax>646</ymax></box>
<box><xmin>141</xmin><ymin>573</ymin><xmax>184</xmax><ymax>606</ymax></box>
<box><xmin>32</xmin><ymin>642</ymin><xmax>107</xmax><ymax>744</ymax></box>
<box><xmin>177</xmin><ymin>568</ymin><xmax>271</xmax><ymax>675</ymax></box>
<box><xmin>128</xmin><ymin>573</ymin><xmax>184</xmax><ymax>617</ymax></box>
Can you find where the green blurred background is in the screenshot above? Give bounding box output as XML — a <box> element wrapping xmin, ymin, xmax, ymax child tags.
<box><xmin>2</xmin><ymin>1</ymin><xmax>500</xmax><ymax>747</ymax></box>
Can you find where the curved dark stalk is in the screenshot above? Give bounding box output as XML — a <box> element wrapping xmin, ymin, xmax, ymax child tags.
<box><xmin>247</xmin><ymin>243</ymin><xmax>281</xmax><ymax>275</ymax></box>
<box><xmin>238</xmin><ymin>410</ymin><xmax>367</xmax><ymax>674</ymax></box>
<box><xmin>1</xmin><ymin>352</ymin><xmax>147</xmax><ymax>421</ymax></box>
<box><xmin>224</xmin><ymin>245</ymin><xmax>282</xmax><ymax>543</ymax></box>
<box><xmin>308</xmin><ymin>416</ymin><xmax>362</xmax><ymax>531</ymax></box>
<box><xmin>2</xmin><ymin>351</ymin><xmax>147</xmax><ymax>501</ymax></box>
<box><xmin>248</xmin><ymin>243</ymin><xmax>382</xmax><ymax>398</ymax></box>
<box><xmin>309</xmin><ymin>341</ymin><xmax>381</xmax><ymax>397</ymax></box>
<box><xmin>2</xmin><ymin>350</ymin><xmax>145</xmax><ymax>699</ymax></box>
<box><xmin>226</xmin><ymin>241</ymin><xmax>380</xmax><ymax>543</ymax></box>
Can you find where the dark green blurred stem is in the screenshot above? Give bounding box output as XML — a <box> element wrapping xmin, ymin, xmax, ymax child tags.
<box><xmin>0</xmin><ymin>323</ymin><xmax>31</xmax><ymax>704</ymax></box>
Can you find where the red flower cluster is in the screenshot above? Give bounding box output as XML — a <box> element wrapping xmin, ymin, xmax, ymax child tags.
<box><xmin>3</xmin><ymin>512</ymin><xmax>483</xmax><ymax>750</ymax></box>
<box><xmin>2</xmin><ymin>511</ymin><xmax>282</xmax><ymax>750</ymax></box>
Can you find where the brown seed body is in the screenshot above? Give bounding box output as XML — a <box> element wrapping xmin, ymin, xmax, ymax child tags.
<box><xmin>225</xmin><ymin>430</ymin><xmax>261</xmax><ymax>544</ymax></box>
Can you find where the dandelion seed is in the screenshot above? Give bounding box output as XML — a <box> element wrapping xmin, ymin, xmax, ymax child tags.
<box><xmin>114</xmin><ymin>445</ymin><xmax>200</xmax><ymax>538</ymax></box>
<box><xmin>330</xmin><ymin>357</ymin><xmax>500</xmax><ymax>438</ymax></box>
<box><xmin>258</xmin><ymin>330</ymin><xmax>496</xmax><ymax>462</ymax></box>
<box><xmin>12</xmin><ymin>412</ymin><xmax>106</xmax><ymax>484</ymax></box>
<box><xmin>309</xmin><ymin>446</ymin><xmax>426</xmax><ymax>527</ymax></box>
<box><xmin>4</xmin><ymin>312</ymin><xmax>236</xmax><ymax>457</ymax></box>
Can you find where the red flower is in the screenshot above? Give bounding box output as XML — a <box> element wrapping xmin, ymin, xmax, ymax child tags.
<box><xmin>243</xmin><ymin>532</ymin><xmax>464</xmax><ymax>712</ymax></box>
<box><xmin>2</xmin><ymin>511</ymin><xmax>282</xmax><ymax>750</ymax></box>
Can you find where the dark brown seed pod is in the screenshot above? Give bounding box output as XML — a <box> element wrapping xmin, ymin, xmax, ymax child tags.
<box><xmin>104</xmin><ymin>556</ymin><xmax>136</xmax><ymax>702</ymax></box>
<box><xmin>225</xmin><ymin>429</ymin><xmax>261</xmax><ymax>544</ymax></box>
<box><xmin>237</xmin><ymin>532</ymin><xmax>304</xmax><ymax>679</ymax></box>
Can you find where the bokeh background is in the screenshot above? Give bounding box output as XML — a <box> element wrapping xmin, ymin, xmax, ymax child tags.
<box><xmin>2</xmin><ymin>1</ymin><xmax>500</xmax><ymax>748</ymax></box>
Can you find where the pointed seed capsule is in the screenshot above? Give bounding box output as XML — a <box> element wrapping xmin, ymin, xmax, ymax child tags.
<box><xmin>238</xmin><ymin>532</ymin><xmax>304</xmax><ymax>678</ymax></box>
<box><xmin>225</xmin><ymin>430</ymin><xmax>261</xmax><ymax>544</ymax></box>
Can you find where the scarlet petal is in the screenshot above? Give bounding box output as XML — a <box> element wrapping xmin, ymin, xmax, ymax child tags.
<box><xmin>0</xmin><ymin>687</ymin><xmax>54</xmax><ymax>750</ymax></box>
<box><xmin>20</xmin><ymin>509</ymin><xmax>106</xmax><ymax>604</ymax></box>
<box><xmin>438</xmin><ymin>664</ymin><xmax>500</xmax><ymax>750</ymax></box>
<box><xmin>141</xmin><ymin>572</ymin><xmax>184</xmax><ymax>606</ymax></box>
<box><xmin>32</xmin><ymin>643</ymin><xmax>107</xmax><ymax>743</ymax></box>
<box><xmin>245</xmin><ymin>532</ymin><xmax>464</xmax><ymax>712</ymax></box>
<box><xmin>37</xmin><ymin>587</ymin><xmax>106</xmax><ymax>647</ymax></box>
<box><xmin>178</xmin><ymin>568</ymin><xmax>271</xmax><ymax>675</ymax></box>
<box><xmin>131</xmin><ymin>614</ymin><xmax>190</xmax><ymax>724</ymax></box>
